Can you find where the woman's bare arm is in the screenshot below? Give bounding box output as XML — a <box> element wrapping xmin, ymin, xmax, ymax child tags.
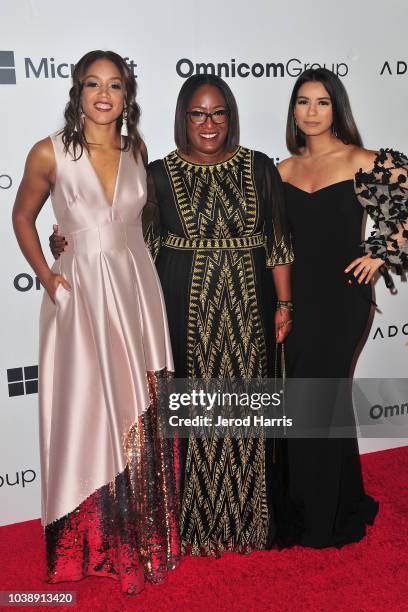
<box><xmin>12</xmin><ymin>137</ymin><xmax>70</xmax><ymax>298</ymax></box>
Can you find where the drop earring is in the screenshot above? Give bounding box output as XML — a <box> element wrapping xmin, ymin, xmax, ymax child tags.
<box><xmin>74</xmin><ymin>109</ymin><xmax>85</xmax><ymax>132</ymax></box>
<box><xmin>121</xmin><ymin>107</ymin><xmax>128</xmax><ymax>137</ymax></box>
<box><xmin>332</xmin><ymin>124</ymin><xmax>337</xmax><ymax>137</ymax></box>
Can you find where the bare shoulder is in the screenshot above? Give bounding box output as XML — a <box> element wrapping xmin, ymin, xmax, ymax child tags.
<box><xmin>277</xmin><ymin>156</ymin><xmax>296</xmax><ymax>181</ymax></box>
<box><xmin>27</xmin><ymin>137</ymin><xmax>55</xmax><ymax>170</ymax></box>
<box><xmin>20</xmin><ymin>137</ymin><xmax>56</xmax><ymax>188</ymax></box>
<box><xmin>348</xmin><ymin>146</ymin><xmax>377</xmax><ymax>173</ymax></box>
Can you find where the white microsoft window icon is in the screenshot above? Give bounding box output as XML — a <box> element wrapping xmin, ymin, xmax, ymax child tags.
<box><xmin>0</xmin><ymin>51</ymin><xmax>16</xmax><ymax>84</ymax></box>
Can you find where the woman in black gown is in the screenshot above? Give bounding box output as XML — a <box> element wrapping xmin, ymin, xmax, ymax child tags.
<box><xmin>278</xmin><ymin>68</ymin><xmax>408</xmax><ymax>547</ymax></box>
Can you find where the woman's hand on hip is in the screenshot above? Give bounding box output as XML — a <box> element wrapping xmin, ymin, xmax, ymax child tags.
<box><xmin>49</xmin><ymin>224</ymin><xmax>67</xmax><ymax>259</ymax></box>
<box><xmin>345</xmin><ymin>254</ymin><xmax>384</xmax><ymax>284</ymax></box>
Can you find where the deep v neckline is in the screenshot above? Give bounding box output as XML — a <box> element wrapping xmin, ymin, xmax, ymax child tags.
<box><xmin>84</xmin><ymin>144</ymin><xmax>123</xmax><ymax>208</ymax></box>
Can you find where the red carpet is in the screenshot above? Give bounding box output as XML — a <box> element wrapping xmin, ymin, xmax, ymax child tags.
<box><xmin>1</xmin><ymin>447</ymin><xmax>407</xmax><ymax>611</ymax></box>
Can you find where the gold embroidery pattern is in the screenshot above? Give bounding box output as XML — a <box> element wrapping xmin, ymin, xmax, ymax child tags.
<box><xmin>187</xmin><ymin>248</ymin><xmax>267</xmax><ymax>381</ymax></box>
<box><xmin>164</xmin><ymin>147</ymin><xmax>269</xmax><ymax>555</ymax></box>
<box><xmin>267</xmin><ymin>236</ymin><xmax>295</xmax><ymax>267</ymax></box>
<box><xmin>163</xmin><ymin>232</ymin><xmax>265</xmax><ymax>250</ymax></box>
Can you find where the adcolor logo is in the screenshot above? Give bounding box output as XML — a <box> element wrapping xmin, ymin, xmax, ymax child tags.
<box><xmin>372</xmin><ymin>323</ymin><xmax>408</xmax><ymax>340</ymax></box>
<box><xmin>380</xmin><ymin>61</ymin><xmax>407</xmax><ymax>76</ymax></box>
<box><xmin>0</xmin><ymin>51</ymin><xmax>16</xmax><ymax>84</ymax></box>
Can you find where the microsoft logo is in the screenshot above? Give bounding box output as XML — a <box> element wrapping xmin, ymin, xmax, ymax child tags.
<box><xmin>7</xmin><ymin>365</ymin><xmax>38</xmax><ymax>397</ymax></box>
<box><xmin>0</xmin><ymin>52</ymin><xmax>138</xmax><ymax>83</ymax></box>
<box><xmin>0</xmin><ymin>51</ymin><xmax>16</xmax><ymax>84</ymax></box>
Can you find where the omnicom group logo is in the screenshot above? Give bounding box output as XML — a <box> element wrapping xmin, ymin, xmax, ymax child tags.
<box><xmin>0</xmin><ymin>469</ymin><xmax>37</xmax><ymax>488</ymax></box>
<box><xmin>0</xmin><ymin>51</ymin><xmax>16</xmax><ymax>84</ymax></box>
<box><xmin>14</xmin><ymin>272</ymin><xmax>41</xmax><ymax>292</ymax></box>
<box><xmin>176</xmin><ymin>57</ymin><xmax>349</xmax><ymax>79</ymax></box>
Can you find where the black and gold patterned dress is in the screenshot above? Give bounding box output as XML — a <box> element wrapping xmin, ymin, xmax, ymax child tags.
<box><xmin>144</xmin><ymin>146</ymin><xmax>293</xmax><ymax>555</ymax></box>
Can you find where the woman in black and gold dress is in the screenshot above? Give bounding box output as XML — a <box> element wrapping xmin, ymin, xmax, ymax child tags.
<box><xmin>279</xmin><ymin>68</ymin><xmax>408</xmax><ymax>547</ymax></box>
<box><xmin>144</xmin><ymin>75</ymin><xmax>293</xmax><ymax>555</ymax></box>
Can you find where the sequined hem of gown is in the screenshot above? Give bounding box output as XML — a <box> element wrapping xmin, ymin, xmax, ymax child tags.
<box><xmin>45</xmin><ymin>371</ymin><xmax>180</xmax><ymax>594</ymax></box>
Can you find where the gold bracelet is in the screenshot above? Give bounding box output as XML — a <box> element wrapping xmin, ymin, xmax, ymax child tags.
<box><xmin>276</xmin><ymin>299</ymin><xmax>294</xmax><ymax>312</ymax></box>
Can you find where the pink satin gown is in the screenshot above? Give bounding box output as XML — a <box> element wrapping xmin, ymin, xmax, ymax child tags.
<box><xmin>39</xmin><ymin>132</ymin><xmax>179</xmax><ymax>593</ymax></box>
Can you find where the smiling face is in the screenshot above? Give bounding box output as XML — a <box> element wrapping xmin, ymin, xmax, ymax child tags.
<box><xmin>185</xmin><ymin>84</ymin><xmax>229</xmax><ymax>161</ymax></box>
<box><xmin>294</xmin><ymin>80</ymin><xmax>334</xmax><ymax>137</ymax></box>
<box><xmin>80</xmin><ymin>59</ymin><xmax>125</xmax><ymax>127</ymax></box>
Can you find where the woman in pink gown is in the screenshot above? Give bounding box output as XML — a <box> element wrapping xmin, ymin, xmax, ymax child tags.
<box><xmin>12</xmin><ymin>50</ymin><xmax>179</xmax><ymax>594</ymax></box>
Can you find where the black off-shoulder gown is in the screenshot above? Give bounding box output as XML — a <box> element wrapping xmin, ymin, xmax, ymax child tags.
<box><xmin>284</xmin><ymin>179</ymin><xmax>379</xmax><ymax>548</ymax></box>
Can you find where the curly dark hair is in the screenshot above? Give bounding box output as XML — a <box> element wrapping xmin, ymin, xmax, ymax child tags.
<box><xmin>61</xmin><ymin>50</ymin><xmax>141</xmax><ymax>159</ymax></box>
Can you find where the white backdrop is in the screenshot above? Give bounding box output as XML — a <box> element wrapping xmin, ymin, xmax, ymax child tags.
<box><xmin>0</xmin><ymin>0</ymin><xmax>407</xmax><ymax>526</ymax></box>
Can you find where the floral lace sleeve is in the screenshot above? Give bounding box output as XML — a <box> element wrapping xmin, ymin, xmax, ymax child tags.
<box><xmin>142</xmin><ymin>166</ymin><xmax>161</xmax><ymax>261</ymax></box>
<box><xmin>354</xmin><ymin>148</ymin><xmax>408</xmax><ymax>273</ymax></box>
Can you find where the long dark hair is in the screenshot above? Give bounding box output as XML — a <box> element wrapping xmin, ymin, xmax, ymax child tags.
<box><xmin>286</xmin><ymin>68</ymin><xmax>363</xmax><ymax>154</ymax></box>
<box><xmin>61</xmin><ymin>50</ymin><xmax>141</xmax><ymax>159</ymax></box>
<box><xmin>174</xmin><ymin>74</ymin><xmax>240</xmax><ymax>153</ymax></box>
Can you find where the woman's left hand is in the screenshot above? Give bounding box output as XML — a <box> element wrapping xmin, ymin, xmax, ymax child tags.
<box><xmin>275</xmin><ymin>308</ymin><xmax>292</xmax><ymax>343</ymax></box>
<box><xmin>344</xmin><ymin>254</ymin><xmax>384</xmax><ymax>284</ymax></box>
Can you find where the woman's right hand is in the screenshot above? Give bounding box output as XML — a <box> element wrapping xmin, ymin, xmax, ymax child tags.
<box><xmin>49</xmin><ymin>224</ymin><xmax>67</xmax><ymax>259</ymax></box>
<box><xmin>43</xmin><ymin>272</ymin><xmax>71</xmax><ymax>304</ymax></box>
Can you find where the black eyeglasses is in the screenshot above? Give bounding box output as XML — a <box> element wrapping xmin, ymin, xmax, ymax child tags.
<box><xmin>186</xmin><ymin>109</ymin><xmax>229</xmax><ymax>125</ymax></box>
